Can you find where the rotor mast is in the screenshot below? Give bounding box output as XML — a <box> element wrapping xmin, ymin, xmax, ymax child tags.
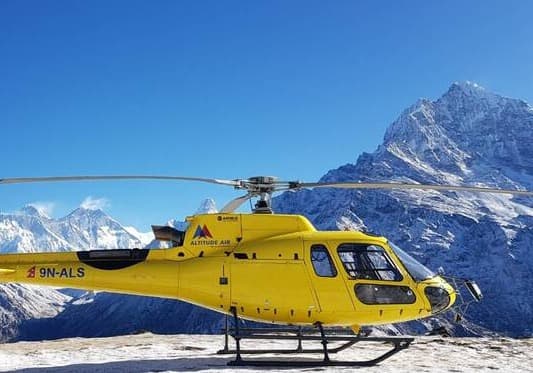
<box><xmin>235</xmin><ymin>176</ymin><xmax>278</xmax><ymax>214</ymax></box>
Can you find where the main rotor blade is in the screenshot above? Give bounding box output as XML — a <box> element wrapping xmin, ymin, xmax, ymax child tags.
<box><xmin>0</xmin><ymin>175</ymin><xmax>240</xmax><ymax>187</ymax></box>
<box><xmin>220</xmin><ymin>193</ymin><xmax>253</xmax><ymax>213</ymax></box>
<box><xmin>296</xmin><ymin>181</ymin><xmax>533</xmax><ymax>196</ymax></box>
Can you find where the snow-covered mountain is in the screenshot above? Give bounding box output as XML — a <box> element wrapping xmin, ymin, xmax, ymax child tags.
<box><xmin>0</xmin><ymin>206</ymin><xmax>150</xmax><ymax>254</ymax></box>
<box><xmin>274</xmin><ymin>82</ymin><xmax>533</xmax><ymax>336</ymax></box>
<box><xmin>0</xmin><ymin>206</ymin><xmax>153</xmax><ymax>341</ymax></box>
<box><xmin>0</xmin><ymin>201</ymin><xmax>227</xmax><ymax>342</ymax></box>
<box><xmin>1</xmin><ymin>82</ymin><xmax>532</xmax><ymax>341</ymax></box>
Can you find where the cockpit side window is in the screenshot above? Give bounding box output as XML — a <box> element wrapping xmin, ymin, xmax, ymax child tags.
<box><xmin>310</xmin><ymin>245</ymin><xmax>337</xmax><ymax>277</ymax></box>
<box><xmin>337</xmin><ymin>243</ymin><xmax>402</xmax><ymax>281</ymax></box>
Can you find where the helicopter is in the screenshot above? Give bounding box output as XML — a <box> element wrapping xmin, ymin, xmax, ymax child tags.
<box><xmin>0</xmin><ymin>175</ymin><xmax>530</xmax><ymax>367</ymax></box>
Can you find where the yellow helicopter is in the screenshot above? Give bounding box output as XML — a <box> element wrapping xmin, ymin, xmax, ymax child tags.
<box><xmin>0</xmin><ymin>175</ymin><xmax>530</xmax><ymax>366</ymax></box>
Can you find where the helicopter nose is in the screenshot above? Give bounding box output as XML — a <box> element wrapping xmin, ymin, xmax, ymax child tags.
<box><xmin>424</xmin><ymin>286</ymin><xmax>453</xmax><ymax>314</ymax></box>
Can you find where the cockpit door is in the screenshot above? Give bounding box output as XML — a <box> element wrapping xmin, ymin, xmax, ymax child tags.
<box><xmin>305</xmin><ymin>242</ymin><xmax>355</xmax><ymax>316</ymax></box>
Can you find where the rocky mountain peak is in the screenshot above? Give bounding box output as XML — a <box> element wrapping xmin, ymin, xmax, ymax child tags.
<box><xmin>380</xmin><ymin>82</ymin><xmax>533</xmax><ymax>182</ymax></box>
<box><xmin>446</xmin><ymin>81</ymin><xmax>488</xmax><ymax>97</ymax></box>
<box><xmin>66</xmin><ymin>206</ymin><xmax>106</xmax><ymax>218</ymax></box>
<box><xmin>195</xmin><ymin>198</ymin><xmax>218</xmax><ymax>214</ymax></box>
<box><xmin>20</xmin><ymin>205</ymin><xmax>50</xmax><ymax>219</ymax></box>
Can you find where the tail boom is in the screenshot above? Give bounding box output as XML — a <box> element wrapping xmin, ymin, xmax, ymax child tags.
<box><xmin>0</xmin><ymin>249</ymin><xmax>179</xmax><ymax>299</ymax></box>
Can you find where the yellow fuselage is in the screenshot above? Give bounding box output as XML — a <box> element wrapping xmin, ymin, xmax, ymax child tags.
<box><xmin>0</xmin><ymin>213</ymin><xmax>455</xmax><ymax>329</ymax></box>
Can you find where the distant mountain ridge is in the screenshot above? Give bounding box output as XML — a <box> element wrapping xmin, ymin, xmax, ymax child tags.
<box><xmin>0</xmin><ymin>206</ymin><xmax>149</xmax><ymax>254</ymax></box>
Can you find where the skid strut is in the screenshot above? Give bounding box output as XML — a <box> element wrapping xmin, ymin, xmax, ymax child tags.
<box><xmin>217</xmin><ymin>307</ymin><xmax>414</xmax><ymax>367</ymax></box>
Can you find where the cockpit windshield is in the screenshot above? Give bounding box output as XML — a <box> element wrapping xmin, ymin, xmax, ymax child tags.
<box><xmin>389</xmin><ymin>242</ymin><xmax>435</xmax><ymax>282</ymax></box>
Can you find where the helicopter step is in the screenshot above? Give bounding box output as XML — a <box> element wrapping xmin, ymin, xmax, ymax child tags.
<box><xmin>218</xmin><ymin>307</ymin><xmax>413</xmax><ymax>367</ymax></box>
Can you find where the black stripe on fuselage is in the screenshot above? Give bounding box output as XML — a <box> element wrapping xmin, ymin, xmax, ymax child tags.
<box><xmin>77</xmin><ymin>249</ymin><xmax>150</xmax><ymax>270</ymax></box>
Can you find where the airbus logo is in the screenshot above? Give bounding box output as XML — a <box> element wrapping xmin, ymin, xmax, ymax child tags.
<box><xmin>193</xmin><ymin>224</ymin><xmax>213</xmax><ymax>239</ymax></box>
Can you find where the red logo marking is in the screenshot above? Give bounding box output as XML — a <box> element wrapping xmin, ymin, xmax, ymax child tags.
<box><xmin>27</xmin><ymin>266</ymin><xmax>36</xmax><ymax>278</ymax></box>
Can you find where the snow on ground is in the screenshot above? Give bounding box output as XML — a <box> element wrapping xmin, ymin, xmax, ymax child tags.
<box><xmin>0</xmin><ymin>333</ymin><xmax>531</xmax><ymax>372</ymax></box>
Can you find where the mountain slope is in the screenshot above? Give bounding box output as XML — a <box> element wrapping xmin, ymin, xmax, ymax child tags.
<box><xmin>0</xmin><ymin>284</ymin><xmax>70</xmax><ymax>341</ymax></box>
<box><xmin>18</xmin><ymin>292</ymin><xmax>224</xmax><ymax>341</ymax></box>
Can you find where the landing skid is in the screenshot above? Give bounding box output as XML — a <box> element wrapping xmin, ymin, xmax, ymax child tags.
<box><xmin>217</xmin><ymin>307</ymin><xmax>414</xmax><ymax>367</ymax></box>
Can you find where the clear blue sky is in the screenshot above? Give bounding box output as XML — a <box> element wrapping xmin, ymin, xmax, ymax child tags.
<box><xmin>1</xmin><ymin>1</ymin><xmax>532</xmax><ymax>231</ymax></box>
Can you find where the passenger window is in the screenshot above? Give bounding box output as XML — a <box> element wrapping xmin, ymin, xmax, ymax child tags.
<box><xmin>337</xmin><ymin>243</ymin><xmax>402</xmax><ymax>281</ymax></box>
<box><xmin>310</xmin><ymin>245</ymin><xmax>337</xmax><ymax>277</ymax></box>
